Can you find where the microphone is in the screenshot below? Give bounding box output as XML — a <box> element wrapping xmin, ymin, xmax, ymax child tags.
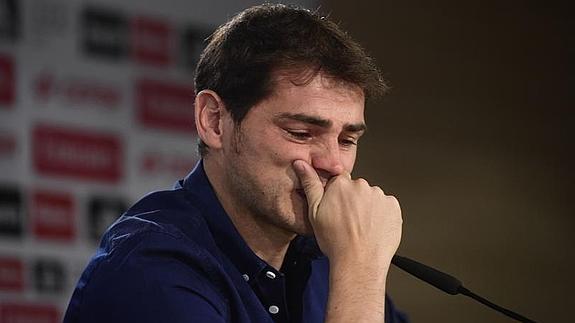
<box><xmin>391</xmin><ymin>255</ymin><xmax>537</xmax><ymax>323</ymax></box>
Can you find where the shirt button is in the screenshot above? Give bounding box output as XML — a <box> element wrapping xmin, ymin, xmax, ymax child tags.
<box><xmin>268</xmin><ymin>305</ymin><xmax>280</xmax><ymax>314</ymax></box>
<box><xmin>265</xmin><ymin>271</ymin><xmax>276</xmax><ymax>279</ymax></box>
<box><xmin>242</xmin><ymin>274</ymin><xmax>250</xmax><ymax>282</ymax></box>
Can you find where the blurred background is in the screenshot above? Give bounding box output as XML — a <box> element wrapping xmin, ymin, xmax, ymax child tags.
<box><xmin>0</xmin><ymin>0</ymin><xmax>572</xmax><ymax>322</ymax></box>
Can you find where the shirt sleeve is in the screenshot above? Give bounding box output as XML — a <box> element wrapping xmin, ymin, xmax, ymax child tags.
<box><xmin>385</xmin><ymin>294</ymin><xmax>410</xmax><ymax>323</ymax></box>
<box><xmin>64</xmin><ymin>230</ymin><xmax>230</xmax><ymax>323</ymax></box>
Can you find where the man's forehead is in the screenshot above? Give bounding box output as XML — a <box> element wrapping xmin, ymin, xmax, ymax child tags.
<box><xmin>248</xmin><ymin>69</ymin><xmax>367</xmax><ymax>129</ymax></box>
<box><xmin>271</xmin><ymin>68</ymin><xmax>365</xmax><ymax>99</ymax></box>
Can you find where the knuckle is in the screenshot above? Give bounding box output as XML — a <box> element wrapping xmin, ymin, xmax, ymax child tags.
<box><xmin>354</xmin><ymin>178</ymin><xmax>370</xmax><ymax>191</ymax></box>
<box><xmin>328</xmin><ymin>176</ymin><xmax>345</xmax><ymax>189</ymax></box>
<box><xmin>387</xmin><ymin>194</ymin><xmax>400</xmax><ymax>206</ymax></box>
<box><xmin>372</xmin><ymin>185</ymin><xmax>385</xmax><ymax>195</ymax></box>
<box><xmin>356</xmin><ymin>177</ymin><xmax>369</xmax><ymax>185</ymax></box>
<box><xmin>331</xmin><ymin>174</ymin><xmax>346</xmax><ymax>184</ymax></box>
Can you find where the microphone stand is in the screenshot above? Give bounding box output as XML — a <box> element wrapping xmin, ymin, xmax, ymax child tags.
<box><xmin>391</xmin><ymin>255</ymin><xmax>537</xmax><ymax>323</ymax></box>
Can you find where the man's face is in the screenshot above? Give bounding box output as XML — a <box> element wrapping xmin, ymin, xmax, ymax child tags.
<box><xmin>218</xmin><ymin>72</ymin><xmax>366</xmax><ymax>236</ymax></box>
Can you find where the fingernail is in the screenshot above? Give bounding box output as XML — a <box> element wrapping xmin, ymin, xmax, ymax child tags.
<box><xmin>293</xmin><ymin>160</ymin><xmax>305</xmax><ymax>172</ymax></box>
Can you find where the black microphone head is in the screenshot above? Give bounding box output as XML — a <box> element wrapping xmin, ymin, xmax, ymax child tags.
<box><xmin>392</xmin><ymin>255</ymin><xmax>463</xmax><ymax>295</ymax></box>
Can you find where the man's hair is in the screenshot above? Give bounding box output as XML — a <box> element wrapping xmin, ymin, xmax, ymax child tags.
<box><xmin>194</xmin><ymin>3</ymin><xmax>387</xmax><ymax>156</ymax></box>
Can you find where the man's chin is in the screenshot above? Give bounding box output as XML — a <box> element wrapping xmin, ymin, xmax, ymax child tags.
<box><xmin>289</xmin><ymin>194</ymin><xmax>314</xmax><ymax>235</ymax></box>
<box><xmin>290</xmin><ymin>215</ymin><xmax>315</xmax><ymax>237</ymax></box>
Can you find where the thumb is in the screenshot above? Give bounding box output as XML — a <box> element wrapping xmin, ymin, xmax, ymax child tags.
<box><xmin>292</xmin><ymin>160</ymin><xmax>324</xmax><ymax>218</ymax></box>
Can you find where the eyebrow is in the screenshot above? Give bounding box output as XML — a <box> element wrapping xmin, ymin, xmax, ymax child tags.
<box><xmin>275</xmin><ymin>113</ymin><xmax>367</xmax><ymax>133</ymax></box>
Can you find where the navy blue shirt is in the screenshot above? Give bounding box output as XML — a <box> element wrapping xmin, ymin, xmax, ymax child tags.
<box><xmin>64</xmin><ymin>161</ymin><xmax>408</xmax><ymax>323</ymax></box>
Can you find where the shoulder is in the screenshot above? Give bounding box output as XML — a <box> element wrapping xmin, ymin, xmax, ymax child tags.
<box><xmin>93</xmin><ymin>187</ymin><xmax>227</xmax><ymax>291</ymax></box>
<box><xmin>107</xmin><ymin>188</ymin><xmax>221</xmax><ymax>251</ymax></box>
<box><xmin>65</xmin><ymin>190</ymin><xmax>230</xmax><ymax>322</ymax></box>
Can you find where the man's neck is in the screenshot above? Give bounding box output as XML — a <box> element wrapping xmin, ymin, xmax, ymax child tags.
<box><xmin>226</xmin><ymin>208</ymin><xmax>295</xmax><ymax>270</ymax></box>
<box><xmin>204</xmin><ymin>159</ymin><xmax>295</xmax><ymax>270</ymax></box>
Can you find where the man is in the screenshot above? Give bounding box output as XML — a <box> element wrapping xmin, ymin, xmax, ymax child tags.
<box><xmin>64</xmin><ymin>4</ymin><xmax>406</xmax><ymax>323</ymax></box>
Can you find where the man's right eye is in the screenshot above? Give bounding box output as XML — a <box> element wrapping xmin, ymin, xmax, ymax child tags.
<box><xmin>286</xmin><ymin>130</ymin><xmax>312</xmax><ymax>140</ymax></box>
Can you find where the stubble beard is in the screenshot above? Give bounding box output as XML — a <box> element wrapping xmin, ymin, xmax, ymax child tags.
<box><xmin>225</xmin><ymin>129</ymin><xmax>313</xmax><ymax>237</ymax></box>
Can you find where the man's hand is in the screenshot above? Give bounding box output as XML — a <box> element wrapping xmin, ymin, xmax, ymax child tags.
<box><xmin>293</xmin><ymin>159</ymin><xmax>402</xmax><ymax>266</ymax></box>
<box><xmin>293</xmin><ymin>159</ymin><xmax>402</xmax><ymax>322</ymax></box>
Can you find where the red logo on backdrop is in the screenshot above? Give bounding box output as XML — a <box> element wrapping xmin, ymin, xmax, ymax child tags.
<box><xmin>0</xmin><ymin>303</ymin><xmax>59</xmax><ymax>323</ymax></box>
<box><xmin>33</xmin><ymin>72</ymin><xmax>122</xmax><ymax>109</ymax></box>
<box><xmin>31</xmin><ymin>190</ymin><xmax>75</xmax><ymax>241</ymax></box>
<box><xmin>135</xmin><ymin>79</ymin><xmax>195</xmax><ymax>133</ymax></box>
<box><xmin>131</xmin><ymin>17</ymin><xmax>173</xmax><ymax>66</ymax></box>
<box><xmin>33</xmin><ymin>124</ymin><xmax>123</xmax><ymax>182</ymax></box>
<box><xmin>0</xmin><ymin>54</ymin><xmax>15</xmax><ymax>107</ymax></box>
<box><xmin>0</xmin><ymin>257</ymin><xmax>24</xmax><ymax>291</ymax></box>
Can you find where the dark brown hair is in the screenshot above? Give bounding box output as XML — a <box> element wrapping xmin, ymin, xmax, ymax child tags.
<box><xmin>195</xmin><ymin>4</ymin><xmax>387</xmax><ymax>156</ymax></box>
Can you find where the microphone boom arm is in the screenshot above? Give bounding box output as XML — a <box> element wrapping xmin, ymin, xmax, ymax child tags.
<box><xmin>391</xmin><ymin>255</ymin><xmax>537</xmax><ymax>323</ymax></box>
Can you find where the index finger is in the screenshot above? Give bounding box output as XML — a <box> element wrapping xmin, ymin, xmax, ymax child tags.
<box><xmin>292</xmin><ymin>160</ymin><xmax>324</xmax><ymax>215</ymax></box>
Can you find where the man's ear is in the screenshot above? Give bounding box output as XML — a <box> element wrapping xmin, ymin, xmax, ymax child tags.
<box><xmin>194</xmin><ymin>90</ymin><xmax>226</xmax><ymax>151</ymax></box>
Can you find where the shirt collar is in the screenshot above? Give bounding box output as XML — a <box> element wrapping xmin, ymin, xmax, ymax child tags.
<box><xmin>177</xmin><ymin>160</ymin><xmax>324</xmax><ymax>279</ymax></box>
<box><xmin>178</xmin><ymin>160</ymin><xmax>267</xmax><ymax>279</ymax></box>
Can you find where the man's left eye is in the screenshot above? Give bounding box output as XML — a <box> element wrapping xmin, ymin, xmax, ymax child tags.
<box><xmin>339</xmin><ymin>139</ymin><xmax>358</xmax><ymax>146</ymax></box>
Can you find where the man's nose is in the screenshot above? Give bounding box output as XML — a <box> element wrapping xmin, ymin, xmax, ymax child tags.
<box><xmin>310</xmin><ymin>142</ymin><xmax>345</xmax><ymax>183</ymax></box>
